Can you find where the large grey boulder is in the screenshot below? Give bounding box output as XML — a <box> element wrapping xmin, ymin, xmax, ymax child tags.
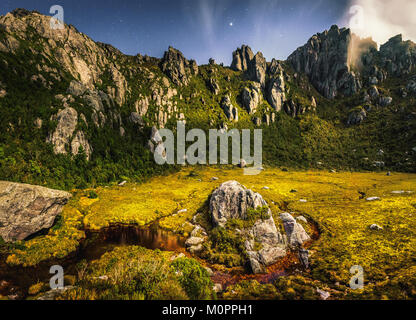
<box><xmin>347</xmin><ymin>108</ymin><xmax>367</xmax><ymax>126</ymax></box>
<box><xmin>210</xmin><ymin>181</ymin><xmax>267</xmax><ymax>227</ymax></box>
<box><xmin>209</xmin><ymin>181</ymin><xmax>288</xmax><ymax>274</ymax></box>
<box><xmin>0</xmin><ymin>181</ymin><xmax>72</xmax><ymax>242</ymax></box>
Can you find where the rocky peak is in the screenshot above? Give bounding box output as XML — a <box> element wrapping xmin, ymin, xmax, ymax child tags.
<box><xmin>288</xmin><ymin>25</ymin><xmax>362</xmax><ymax>99</ymax></box>
<box><xmin>249</xmin><ymin>52</ymin><xmax>267</xmax><ymax>87</ymax></box>
<box><xmin>160</xmin><ymin>46</ymin><xmax>198</xmax><ymax>86</ymax></box>
<box><xmin>231</xmin><ymin>45</ymin><xmax>254</xmax><ymax>71</ymax></box>
<box><xmin>379</xmin><ymin>34</ymin><xmax>416</xmax><ymax>76</ymax></box>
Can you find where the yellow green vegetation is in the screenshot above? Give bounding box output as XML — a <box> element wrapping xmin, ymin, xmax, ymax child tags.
<box><xmin>60</xmin><ymin>246</ymin><xmax>214</xmax><ymax>300</ymax></box>
<box><xmin>4</xmin><ymin>167</ymin><xmax>416</xmax><ymax>299</ymax></box>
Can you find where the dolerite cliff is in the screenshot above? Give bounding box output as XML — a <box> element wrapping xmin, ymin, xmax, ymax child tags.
<box><xmin>288</xmin><ymin>25</ymin><xmax>362</xmax><ymax>99</ymax></box>
<box><xmin>0</xmin><ymin>8</ymin><xmax>415</xmax><ymax>180</ymax></box>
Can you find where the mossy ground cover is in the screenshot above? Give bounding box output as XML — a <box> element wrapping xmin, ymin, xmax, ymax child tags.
<box><xmin>3</xmin><ymin>167</ymin><xmax>415</xmax><ymax>299</ymax></box>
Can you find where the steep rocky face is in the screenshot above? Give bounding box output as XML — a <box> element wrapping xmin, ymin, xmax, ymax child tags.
<box><xmin>160</xmin><ymin>47</ymin><xmax>198</xmax><ymax>86</ymax></box>
<box><xmin>0</xmin><ymin>181</ymin><xmax>72</xmax><ymax>242</ymax></box>
<box><xmin>221</xmin><ymin>96</ymin><xmax>238</xmax><ymax>122</ymax></box>
<box><xmin>379</xmin><ymin>35</ymin><xmax>416</xmax><ymax>77</ymax></box>
<box><xmin>231</xmin><ymin>46</ymin><xmax>267</xmax><ymax>87</ymax></box>
<box><xmin>0</xmin><ymin>9</ymin><xmax>129</xmax><ymax>103</ymax></box>
<box><xmin>267</xmin><ymin>70</ymin><xmax>286</xmax><ymax>111</ymax></box>
<box><xmin>248</xmin><ymin>52</ymin><xmax>267</xmax><ymax>88</ymax></box>
<box><xmin>288</xmin><ymin>25</ymin><xmax>362</xmax><ymax>99</ymax></box>
<box><xmin>241</xmin><ymin>83</ymin><xmax>262</xmax><ymax>114</ymax></box>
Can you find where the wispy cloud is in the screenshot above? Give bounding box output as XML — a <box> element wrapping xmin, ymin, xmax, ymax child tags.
<box><xmin>345</xmin><ymin>0</ymin><xmax>416</xmax><ymax>45</ymax></box>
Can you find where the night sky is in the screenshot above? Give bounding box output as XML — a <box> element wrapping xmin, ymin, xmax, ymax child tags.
<box><xmin>0</xmin><ymin>0</ymin><xmax>351</xmax><ymax>64</ymax></box>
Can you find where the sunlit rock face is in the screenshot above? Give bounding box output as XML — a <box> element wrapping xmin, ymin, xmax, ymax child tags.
<box><xmin>288</xmin><ymin>25</ymin><xmax>362</xmax><ymax>99</ymax></box>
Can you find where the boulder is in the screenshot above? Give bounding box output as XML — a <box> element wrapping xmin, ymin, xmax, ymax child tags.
<box><xmin>0</xmin><ymin>181</ymin><xmax>72</xmax><ymax>242</ymax></box>
<box><xmin>210</xmin><ymin>181</ymin><xmax>267</xmax><ymax>227</ymax></box>
<box><xmin>369</xmin><ymin>224</ymin><xmax>383</xmax><ymax>231</ymax></box>
<box><xmin>280</xmin><ymin>212</ymin><xmax>310</xmax><ymax>249</ymax></box>
<box><xmin>379</xmin><ymin>96</ymin><xmax>393</xmax><ymax>107</ymax></box>
<box><xmin>209</xmin><ymin>181</ymin><xmax>288</xmax><ymax>274</ymax></box>
<box><xmin>347</xmin><ymin>108</ymin><xmax>367</xmax><ymax>126</ymax></box>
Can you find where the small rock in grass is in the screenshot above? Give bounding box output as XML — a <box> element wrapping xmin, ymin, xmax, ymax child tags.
<box><xmin>238</xmin><ymin>159</ymin><xmax>247</xmax><ymax>168</ymax></box>
<box><xmin>188</xmin><ymin>244</ymin><xmax>203</xmax><ymax>254</ymax></box>
<box><xmin>118</xmin><ymin>181</ymin><xmax>127</xmax><ymax>186</ymax></box>
<box><xmin>391</xmin><ymin>190</ymin><xmax>413</xmax><ymax>194</ymax></box>
<box><xmin>316</xmin><ymin>288</ymin><xmax>330</xmax><ymax>300</ymax></box>
<box><xmin>369</xmin><ymin>224</ymin><xmax>383</xmax><ymax>231</ymax></box>
<box><xmin>366</xmin><ymin>197</ymin><xmax>381</xmax><ymax>201</ymax></box>
<box><xmin>299</xmin><ymin>199</ymin><xmax>308</xmax><ymax>203</ymax></box>
<box><xmin>262</xmin><ymin>186</ymin><xmax>270</xmax><ymax>190</ymax></box>
<box><xmin>296</xmin><ymin>216</ymin><xmax>308</xmax><ymax>223</ymax></box>
<box><xmin>290</xmin><ymin>189</ymin><xmax>298</xmax><ymax>193</ymax></box>
<box><xmin>185</xmin><ymin>237</ymin><xmax>204</xmax><ymax>247</ymax></box>
<box><xmin>213</xmin><ymin>283</ymin><xmax>223</xmax><ymax>293</ymax></box>
<box><xmin>211</xmin><ymin>177</ymin><xmax>219</xmax><ymax>181</ymax></box>
<box><xmin>170</xmin><ymin>253</ymin><xmax>186</xmax><ymax>261</ymax></box>
<box><xmin>177</xmin><ymin>209</ymin><xmax>188</xmax><ymax>214</ymax></box>
<box><xmin>204</xmin><ymin>267</ymin><xmax>214</xmax><ymax>276</ymax></box>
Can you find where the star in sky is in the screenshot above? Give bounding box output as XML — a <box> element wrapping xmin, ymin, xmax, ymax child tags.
<box><xmin>229</xmin><ymin>22</ymin><xmax>233</xmax><ymax>27</ymax></box>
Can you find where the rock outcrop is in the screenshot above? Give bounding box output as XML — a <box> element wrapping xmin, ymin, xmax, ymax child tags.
<box><xmin>241</xmin><ymin>83</ymin><xmax>262</xmax><ymax>114</ymax></box>
<box><xmin>221</xmin><ymin>96</ymin><xmax>238</xmax><ymax>121</ymax></box>
<box><xmin>0</xmin><ymin>181</ymin><xmax>72</xmax><ymax>242</ymax></box>
<box><xmin>267</xmin><ymin>69</ymin><xmax>286</xmax><ymax>112</ymax></box>
<box><xmin>160</xmin><ymin>47</ymin><xmax>198</xmax><ymax>86</ymax></box>
<box><xmin>231</xmin><ymin>46</ymin><xmax>266</xmax><ymax>87</ymax></box>
<box><xmin>288</xmin><ymin>25</ymin><xmax>362</xmax><ymax>99</ymax></box>
<box><xmin>231</xmin><ymin>45</ymin><xmax>254</xmax><ymax>72</ymax></box>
